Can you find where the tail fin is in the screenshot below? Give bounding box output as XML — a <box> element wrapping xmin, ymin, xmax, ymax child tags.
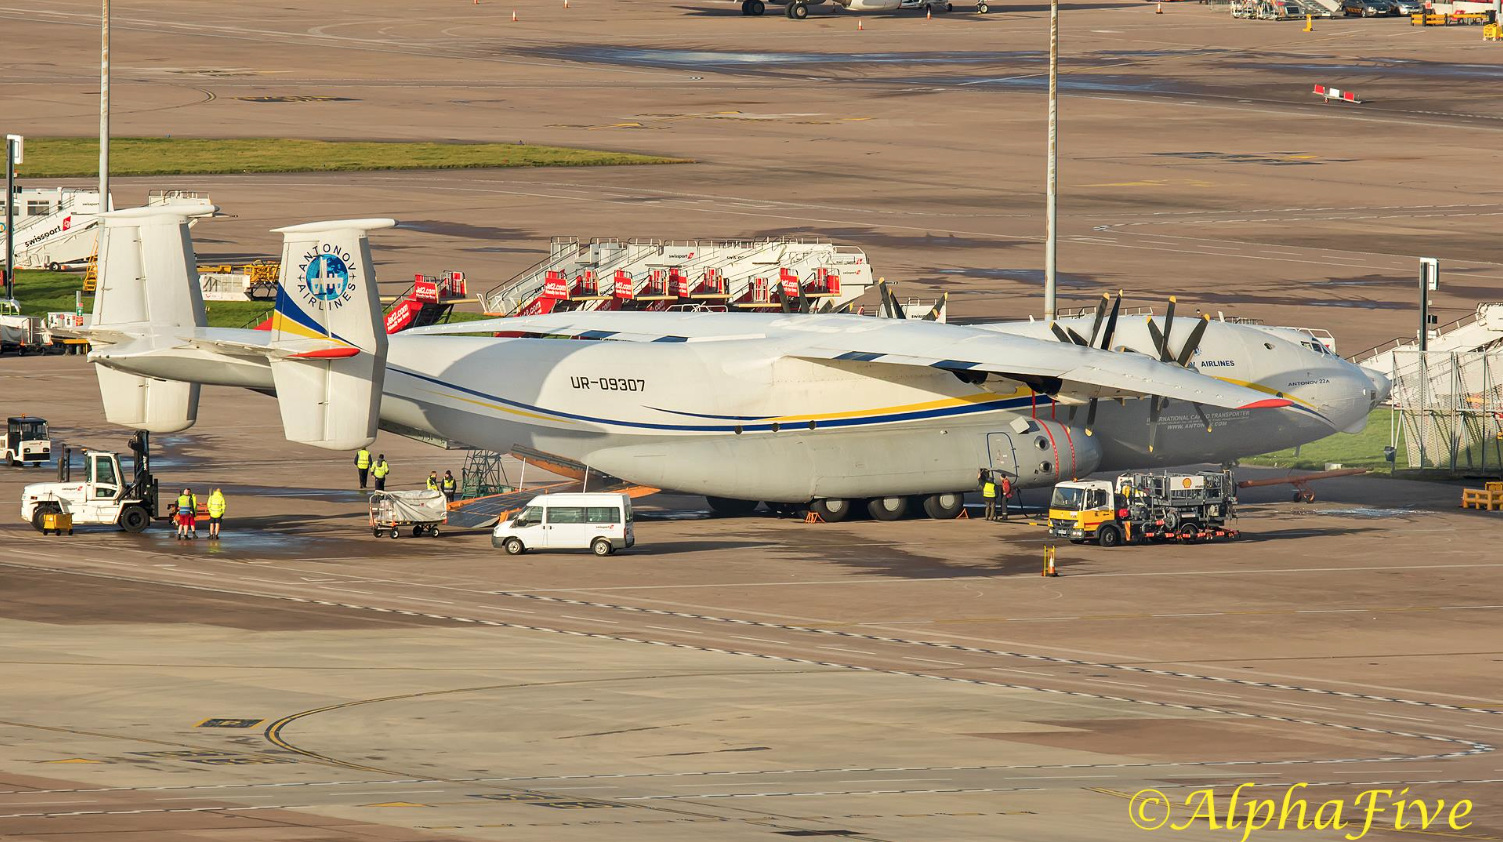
<box><xmin>91</xmin><ymin>206</ymin><xmax>214</xmax><ymax>433</ymax></box>
<box><xmin>266</xmin><ymin>218</ymin><xmax>394</xmax><ymax>451</ymax></box>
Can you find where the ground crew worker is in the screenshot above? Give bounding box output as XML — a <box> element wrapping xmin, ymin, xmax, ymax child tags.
<box><xmin>981</xmin><ymin>470</ymin><xmax>998</xmax><ymax>521</ymax></box>
<box><xmin>441</xmin><ymin>470</ymin><xmax>458</xmax><ymax>503</ymax></box>
<box><xmin>176</xmin><ymin>488</ymin><xmax>198</xmax><ymax>540</ymax></box>
<box><xmin>998</xmin><ymin>475</ymin><xmax>1013</xmax><ymax>522</ymax></box>
<box><xmin>426</xmin><ymin>471</ymin><xmax>439</xmax><ymax>491</ymax></box>
<box><xmin>206</xmin><ymin>488</ymin><xmax>226</xmax><ymax>540</ymax></box>
<box><xmin>372</xmin><ymin>455</ymin><xmax>390</xmax><ymax>491</ymax></box>
<box><xmin>355</xmin><ymin>447</ymin><xmax>372</xmax><ymax>489</ymax></box>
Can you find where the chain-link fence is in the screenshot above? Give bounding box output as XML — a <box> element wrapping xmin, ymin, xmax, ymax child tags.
<box><xmin>1390</xmin><ymin>348</ymin><xmax>1503</xmax><ymax>474</ymax></box>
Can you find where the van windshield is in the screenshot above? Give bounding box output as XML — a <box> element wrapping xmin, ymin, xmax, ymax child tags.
<box><xmin>513</xmin><ymin>506</ymin><xmax>543</xmax><ymax>526</ymax></box>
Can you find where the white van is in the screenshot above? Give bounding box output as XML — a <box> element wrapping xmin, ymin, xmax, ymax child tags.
<box><xmin>492</xmin><ymin>493</ymin><xmax>634</xmax><ymax>556</ymax></box>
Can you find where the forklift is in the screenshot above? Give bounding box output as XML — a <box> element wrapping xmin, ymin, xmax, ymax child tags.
<box><xmin>21</xmin><ymin>431</ymin><xmax>163</xmax><ymax>533</ymax></box>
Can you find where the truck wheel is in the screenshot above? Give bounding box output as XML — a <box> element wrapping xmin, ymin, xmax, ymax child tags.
<box><xmin>119</xmin><ymin>506</ymin><xmax>150</xmax><ymax>533</ymax></box>
<box><xmin>1179</xmin><ymin>523</ymin><xmax>1199</xmax><ymax>543</ymax></box>
<box><xmin>1098</xmin><ymin>525</ymin><xmax>1123</xmax><ymax>548</ymax></box>
<box><xmin>503</xmin><ymin>537</ymin><xmax>526</xmax><ymax>555</ymax></box>
<box><xmin>31</xmin><ymin>506</ymin><xmax>54</xmax><ymax>533</ymax></box>
<box><xmin>592</xmin><ymin>537</ymin><xmax>614</xmax><ymax>556</ymax></box>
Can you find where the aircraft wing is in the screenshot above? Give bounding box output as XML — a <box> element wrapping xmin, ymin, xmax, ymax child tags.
<box><xmin>403</xmin><ymin>311</ymin><xmax>1289</xmax><ymax>411</ymax></box>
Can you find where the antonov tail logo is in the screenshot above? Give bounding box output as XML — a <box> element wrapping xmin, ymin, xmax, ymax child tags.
<box><xmin>297</xmin><ymin>245</ymin><xmax>357</xmax><ymax>309</ymax></box>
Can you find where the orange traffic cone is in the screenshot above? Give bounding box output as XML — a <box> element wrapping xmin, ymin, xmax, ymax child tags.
<box><xmin>857</xmin><ymin>19</ymin><xmax>864</xmax><ymax>29</ymax></box>
<box><xmin>564</xmin><ymin>0</ymin><xmax>569</xmax><ymax>7</ymax></box>
<box><xmin>1042</xmin><ymin>545</ymin><xmax>1059</xmax><ymax>577</ymax></box>
<box><xmin>512</xmin><ymin>9</ymin><xmax>518</xmax><ymax>20</ymax></box>
<box><xmin>1155</xmin><ymin>2</ymin><xmax>1163</xmax><ymax>12</ymax></box>
<box><xmin>926</xmin><ymin>7</ymin><xmax>932</xmax><ymax>19</ymax></box>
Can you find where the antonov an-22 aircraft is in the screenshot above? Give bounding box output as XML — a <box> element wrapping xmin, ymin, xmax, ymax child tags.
<box><xmin>79</xmin><ymin>210</ymin><xmax>1388</xmax><ymax>522</ymax></box>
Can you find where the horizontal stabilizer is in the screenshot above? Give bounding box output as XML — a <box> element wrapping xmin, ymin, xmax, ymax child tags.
<box><xmin>96</xmin><ymin>365</ymin><xmax>199</xmax><ymax>434</ymax></box>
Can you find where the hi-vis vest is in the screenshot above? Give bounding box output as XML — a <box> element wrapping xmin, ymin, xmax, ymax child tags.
<box><xmin>441</xmin><ymin>476</ymin><xmax>456</xmax><ymax>492</ymax></box>
<box><xmin>356</xmin><ymin>449</ymin><xmax>372</xmax><ymax>469</ymax></box>
<box><xmin>372</xmin><ymin>462</ymin><xmax>389</xmax><ymax>479</ymax></box>
<box><xmin>982</xmin><ymin>481</ymin><xmax>997</xmax><ymax>498</ymax></box>
<box><xmin>426</xmin><ymin>475</ymin><xmax>439</xmax><ymax>490</ymax></box>
<box><xmin>207</xmin><ymin>493</ymin><xmax>226</xmax><ymax>518</ymax></box>
<box><xmin>177</xmin><ymin>493</ymin><xmax>193</xmax><ymax>511</ymax></box>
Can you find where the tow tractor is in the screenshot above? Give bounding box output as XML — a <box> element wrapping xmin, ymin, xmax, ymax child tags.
<box><xmin>3</xmin><ymin>416</ymin><xmax>51</xmax><ymax>466</ymax></box>
<box><xmin>21</xmin><ymin>431</ymin><xmax>162</xmax><ymax>533</ymax></box>
<box><xmin>1048</xmin><ymin>470</ymin><xmax>1239</xmax><ymax>547</ymax></box>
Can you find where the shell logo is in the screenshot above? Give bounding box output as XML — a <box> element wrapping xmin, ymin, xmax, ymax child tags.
<box><xmin>1182</xmin><ymin>478</ymin><xmax>1194</xmax><ymax>489</ymax></box>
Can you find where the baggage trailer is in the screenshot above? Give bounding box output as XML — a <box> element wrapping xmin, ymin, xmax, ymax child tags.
<box><xmin>1048</xmin><ymin>469</ymin><xmax>1239</xmax><ymax>547</ymax></box>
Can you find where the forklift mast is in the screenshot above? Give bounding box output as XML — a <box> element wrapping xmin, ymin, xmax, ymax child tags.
<box><xmin>127</xmin><ymin>430</ymin><xmax>159</xmax><ymax>519</ymax></box>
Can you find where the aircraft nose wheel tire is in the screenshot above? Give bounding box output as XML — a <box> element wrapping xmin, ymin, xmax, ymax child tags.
<box><xmin>810</xmin><ymin>498</ymin><xmax>852</xmax><ymax>522</ymax></box>
<box><xmin>921</xmin><ymin>493</ymin><xmax>965</xmax><ymax>520</ymax></box>
<box><xmin>503</xmin><ymin>538</ymin><xmax>526</xmax><ymax>555</ymax></box>
<box><xmin>867</xmin><ymin>496</ymin><xmax>908</xmax><ymax>521</ymax></box>
<box><xmin>592</xmin><ymin>538</ymin><xmax>615</xmax><ymax>556</ymax></box>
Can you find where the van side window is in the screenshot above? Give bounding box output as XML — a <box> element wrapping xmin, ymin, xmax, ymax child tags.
<box><xmin>548</xmin><ymin>506</ymin><xmax>586</xmax><ymax>524</ymax></box>
<box><xmin>587</xmin><ymin>507</ymin><xmax>622</xmax><ymax>524</ymax></box>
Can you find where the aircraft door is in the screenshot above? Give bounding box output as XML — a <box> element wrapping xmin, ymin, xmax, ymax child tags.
<box><xmin>987</xmin><ymin>433</ymin><xmax>1017</xmax><ymax>478</ymax></box>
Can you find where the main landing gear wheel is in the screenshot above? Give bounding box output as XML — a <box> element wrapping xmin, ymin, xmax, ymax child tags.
<box><xmin>787</xmin><ymin>1</ymin><xmax>810</xmax><ymax>18</ymax></box>
<box><xmin>742</xmin><ymin>0</ymin><xmax>765</xmax><ymax>14</ymax></box>
<box><xmin>706</xmin><ymin>496</ymin><xmax>760</xmax><ymax>517</ymax></box>
<box><xmin>921</xmin><ymin>492</ymin><xmax>965</xmax><ymax>520</ymax></box>
<box><xmin>810</xmin><ymin>498</ymin><xmax>852</xmax><ymax>522</ymax></box>
<box><xmin>867</xmin><ymin>496</ymin><xmax>908</xmax><ymax>521</ymax></box>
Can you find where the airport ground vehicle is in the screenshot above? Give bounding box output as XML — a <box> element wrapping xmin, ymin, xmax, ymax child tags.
<box><xmin>369</xmin><ymin>489</ymin><xmax>446</xmax><ymax>539</ymax></box>
<box><xmin>1048</xmin><ymin>470</ymin><xmax>1238</xmax><ymax>547</ymax></box>
<box><xmin>20</xmin><ymin>433</ymin><xmax>161</xmax><ymax>533</ymax></box>
<box><xmin>3</xmin><ymin>416</ymin><xmax>51</xmax><ymax>466</ymax></box>
<box><xmin>1343</xmin><ymin>0</ymin><xmax>1391</xmax><ymax>15</ymax></box>
<box><xmin>492</xmin><ymin>493</ymin><xmax>634</xmax><ymax>556</ymax></box>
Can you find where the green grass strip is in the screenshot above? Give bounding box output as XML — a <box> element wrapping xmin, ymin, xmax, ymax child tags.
<box><xmin>15</xmin><ymin>137</ymin><xmax>688</xmax><ymax>178</ymax></box>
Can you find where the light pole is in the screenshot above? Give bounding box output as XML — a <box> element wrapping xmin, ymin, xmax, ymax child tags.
<box><xmin>4</xmin><ymin>135</ymin><xmax>18</xmax><ymax>301</ymax></box>
<box><xmin>100</xmin><ymin>0</ymin><xmax>110</xmax><ymax>211</ymax></box>
<box><xmin>1043</xmin><ymin>0</ymin><xmax>1059</xmax><ymax>321</ymax></box>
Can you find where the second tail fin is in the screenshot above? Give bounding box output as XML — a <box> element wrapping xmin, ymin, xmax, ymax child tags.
<box><xmin>266</xmin><ymin>219</ymin><xmax>394</xmax><ymax>450</ymax></box>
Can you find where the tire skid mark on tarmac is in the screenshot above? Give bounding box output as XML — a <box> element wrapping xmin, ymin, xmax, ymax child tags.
<box><xmin>0</xmin><ymin>560</ymin><xmax>1487</xmax><ymax>785</ymax></box>
<box><xmin>492</xmin><ymin>593</ymin><xmax>1503</xmax><ymax>719</ymax></box>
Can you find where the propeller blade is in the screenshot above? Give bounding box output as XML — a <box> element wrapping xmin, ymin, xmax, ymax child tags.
<box><xmin>1087</xmin><ymin>293</ymin><xmax>1108</xmax><ymax>347</ymax></box>
<box><xmin>1084</xmin><ymin>398</ymin><xmax>1098</xmax><ymax>437</ymax></box>
<box><xmin>1194</xmin><ymin>403</ymin><xmax>1212</xmax><ymax>433</ymax></box>
<box><xmin>1146</xmin><ymin>316</ymin><xmax>1167</xmax><ymax>358</ymax></box>
<box><xmin>1159</xmin><ymin>296</ymin><xmax>1178</xmax><ymax>362</ymax></box>
<box><xmin>1064</xmin><ymin>327</ymin><xmax>1090</xmax><ymax>347</ymax></box>
<box><xmin>1099</xmin><ymin>290</ymin><xmax>1122</xmax><ymax>350</ymax></box>
<box><xmin>1049</xmin><ymin>322</ymin><xmax>1074</xmax><ymax>344</ymax></box>
<box><xmin>1176</xmin><ymin>314</ymin><xmax>1211</xmax><ymax>367</ymax></box>
<box><xmin>1147</xmin><ymin>398</ymin><xmax>1160</xmax><ymax>453</ymax></box>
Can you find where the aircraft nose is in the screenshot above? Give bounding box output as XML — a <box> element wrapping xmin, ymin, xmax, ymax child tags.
<box><xmin>1362</xmin><ymin>366</ymin><xmax>1392</xmax><ymax>406</ymax></box>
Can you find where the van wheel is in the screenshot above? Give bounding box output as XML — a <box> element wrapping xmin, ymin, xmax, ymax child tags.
<box><xmin>119</xmin><ymin>506</ymin><xmax>150</xmax><ymax>534</ymax></box>
<box><xmin>592</xmin><ymin>538</ymin><xmax>614</xmax><ymax>556</ymax></box>
<box><xmin>504</xmin><ymin>537</ymin><xmax>526</xmax><ymax>555</ymax></box>
<box><xmin>1098</xmin><ymin>525</ymin><xmax>1123</xmax><ymax>548</ymax></box>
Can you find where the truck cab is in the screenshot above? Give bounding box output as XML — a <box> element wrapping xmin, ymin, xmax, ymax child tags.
<box><xmin>1048</xmin><ymin>479</ymin><xmax>1125</xmax><ymax>546</ymax></box>
<box><xmin>4</xmin><ymin>416</ymin><xmax>51</xmax><ymax>466</ymax></box>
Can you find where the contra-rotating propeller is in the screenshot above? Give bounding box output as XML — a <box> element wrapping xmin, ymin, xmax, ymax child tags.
<box><xmin>1047</xmin><ymin>291</ymin><xmax>1122</xmax><ymax>437</ymax></box>
<box><xmin>1143</xmin><ymin>295</ymin><xmax>1214</xmax><ymax>452</ymax></box>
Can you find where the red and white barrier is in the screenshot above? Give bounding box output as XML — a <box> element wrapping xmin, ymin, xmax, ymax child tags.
<box><xmin>1312</xmin><ymin>84</ymin><xmax>1362</xmax><ymax>104</ymax></box>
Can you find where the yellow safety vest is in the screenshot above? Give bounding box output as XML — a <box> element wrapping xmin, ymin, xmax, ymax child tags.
<box><xmin>441</xmin><ymin>477</ymin><xmax>456</xmax><ymax>492</ymax></box>
<box><xmin>207</xmin><ymin>493</ymin><xmax>226</xmax><ymax>518</ymax></box>
<box><xmin>372</xmin><ymin>462</ymin><xmax>389</xmax><ymax>479</ymax></box>
<box><xmin>177</xmin><ymin>494</ymin><xmax>192</xmax><ymax>511</ymax></box>
<box><xmin>426</xmin><ymin>476</ymin><xmax>438</xmax><ymax>490</ymax></box>
<box><xmin>356</xmin><ymin>449</ymin><xmax>371</xmax><ymax>469</ymax></box>
<box><xmin>982</xmin><ymin>482</ymin><xmax>997</xmax><ymax>498</ymax></box>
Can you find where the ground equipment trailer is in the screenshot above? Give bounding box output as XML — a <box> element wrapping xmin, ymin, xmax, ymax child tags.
<box><xmin>1048</xmin><ymin>470</ymin><xmax>1239</xmax><ymax>547</ymax></box>
<box><xmin>20</xmin><ymin>431</ymin><xmax>162</xmax><ymax>533</ymax></box>
<box><xmin>3</xmin><ymin>416</ymin><xmax>51</xmax><ymax>466</ymax></box>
